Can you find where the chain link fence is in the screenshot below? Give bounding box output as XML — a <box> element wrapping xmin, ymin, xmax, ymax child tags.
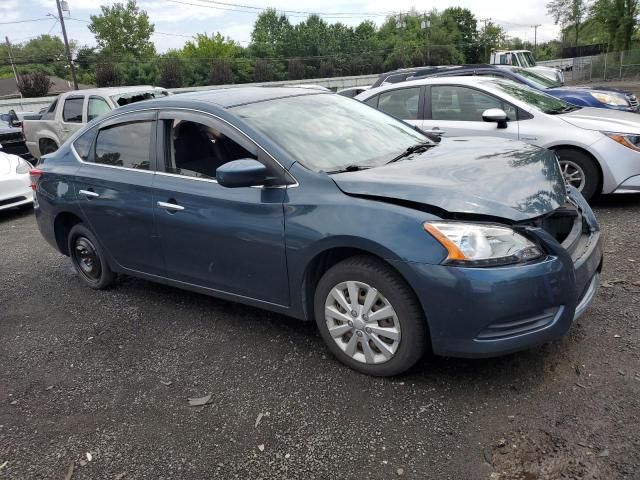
<box><xmin>562</xmin><ymin>50</ymin><xmax>640</xmax><ymax>84</ymax></box>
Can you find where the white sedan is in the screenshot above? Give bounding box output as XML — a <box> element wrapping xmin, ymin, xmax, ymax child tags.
<box><xmin>0</xmin><ymin>151</ymin><xmax>33</xmax><ymax>211</ymax></box>
<box><xmin>356</xmin><ymin>76</ymin><xmax>640</xmax><ymax>200</ymax></box>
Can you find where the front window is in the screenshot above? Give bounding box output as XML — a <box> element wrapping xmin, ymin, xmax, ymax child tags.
<box><xmin>431</xmin><ymin>86</ymin><xmax>517</xmax><ymax>121</ymax></box>
<box><xmin>87</xmin><ymin>97</ymin><xmax>111</xmax><ymax>122</ymax></box>
<box><xmin>487</xmin><ymin>79</ymin><xmax>578</xmax><ymax>114</ymax></box>
<box><xmin>162</xmin><ymin>119</ymin><xmax>257</xmax><ymax>180</ymax></box>
<box><xmin>232</xmin><ymin>93</ymin><xmax>428</xmax><ymax>173</ymax></box>
<box><xmin>514</xmin><ymin>68</ymin><xmax>561</xmax><ymax>89</ymax></box>
<box><xmin>522</xmin><ymin>51</ymin><xmax>537</xmax><ymax>67</ymax></box>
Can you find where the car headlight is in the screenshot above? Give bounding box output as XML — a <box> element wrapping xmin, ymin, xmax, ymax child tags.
<box><xmin>424</xmin><ymin>222</ymin><xmax>543</xmax><ymax>267</ymax></box>
<box><xmin>602</xmin><ymin>131</ymin><xmax>640</xmax><ymax>151</ymax></box>
<box><xmin>15</xmin><ymin>158</ymin><xmax>32</xmax><ymax>174</ymax></box>
<box><xmin>589</xmin><ymin>91</ymin><xmax>630</xmax><ymax>107</ymax></box>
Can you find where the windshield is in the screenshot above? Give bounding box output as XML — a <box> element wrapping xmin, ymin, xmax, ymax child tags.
<box><xmin>523</xmin><ymin>52</ymin><xmax>537</xmax><ymax>67</ymax></box>
<box><xmin>487</xmin><ymin>79</ymin><xmax>576</xmax><ymax>114</ymax></box>
<box><xmin>514</xmin><ymin>68</ymin><xmax>561</xmax><ymax>89</ymax></box>
<box><xmin>232</xmin><ymin>93</ymin><xmax>430</xmax><ymax>172</ymax></box>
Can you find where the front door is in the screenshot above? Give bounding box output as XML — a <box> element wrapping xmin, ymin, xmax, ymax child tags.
<box><xmin>58</xmin><ymin>96</ymin><xmax>86</xmax><ymax>144</ymax></box>
<box><xmin>75</xmin><ymin>111</ymin><xmax>163</xmax><ymax>276</ymax></box>
<box><xmin>423</xmin><ymin>85</ymin><xmax>520</xmax><ymax>140</ymax></box>
<box><xmin>152</xmin><ymin>111</ymin><xmax>290</xmax><ymax>306</ymax></box>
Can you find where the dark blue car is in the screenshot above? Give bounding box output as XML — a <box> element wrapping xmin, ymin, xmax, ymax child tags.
<box><xmin>31</xmin><ymin>87</ymin><xmax>603</xmax><ymax>376</ymax></box>
<box><xmin>410</xmin><ymin>65</ymin><xmax>639</xmax><ymax>112</ymax></box>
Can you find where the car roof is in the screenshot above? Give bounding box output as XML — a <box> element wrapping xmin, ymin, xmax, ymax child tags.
<box><xmin>63</xmin><ymin>85</ymin><xmax>166</xmax><ymax>97</ymax></box>
<box><xmin>361</xmin><ymin>75</ymin><xmax>501</xmax><ymax>97</ymax></box>
<box><xmin>150</xmin><ymin>86</ymin><xmax>329</xmax><ymax>109</ymax></box>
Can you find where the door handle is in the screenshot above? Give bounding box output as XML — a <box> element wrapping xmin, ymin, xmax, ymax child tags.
<box><xmin>79</xmin><ymin>189</ymin><xmax>100</xmax><ymax>198</ymax></box>
<box><xmin>157</xmin><ymin>201</ymin><xmax>184</xmax><ymax>212</ymax></box>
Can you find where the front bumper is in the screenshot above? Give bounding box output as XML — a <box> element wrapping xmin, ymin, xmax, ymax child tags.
<box><xmin>395</xmin><ymin>194</ymin><xmax>603</xmax><ymax>358</ymax></box>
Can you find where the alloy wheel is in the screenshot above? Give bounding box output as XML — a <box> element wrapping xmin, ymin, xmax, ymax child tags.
<box><xmin>559</xmin><ymin>160</ymin><xmax>586</xmax><ymax>191</ymax></box>
<box><xmin>324</xmin><ymin>281</ymin><xmax>401</xmax><ymax>364</ymax></box>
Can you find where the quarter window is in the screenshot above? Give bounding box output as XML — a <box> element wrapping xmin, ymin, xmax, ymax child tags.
<box><xmin>87</xmin><ymin>97</ymin><xmax>111</xmax><ymax>122</ymax></box>
<box><xmin>73</xmin><ymin>127</ymin><xmax>97</xmax><ymax>161</ymax></box>
<box><xmin>163</xmin><ymin>119</ymin><xmax>257</xmax><ymax>180</ymax></box>
<box><xmin>431</xmin><ymin>86</ymin><xmax>517</xmax><ymax>121</ymax></box>
<box><xmin>378</xmin><ymin>87</ymin><xmax>420</xmax><ymax>120</ymax></box>
<box><xmin>94</xmin><ymin>121</ymin><xmax>152</xmax><ymax>170</ymax></box>
<box><xmin>364</xmin><ymin>95</ymin><xmax>379</xmax><ymax>108</ymax></box>
<box><xmin>62</xmin><ymin>97</ymin><xmax>83</xmax><ymax>123</ymax></box>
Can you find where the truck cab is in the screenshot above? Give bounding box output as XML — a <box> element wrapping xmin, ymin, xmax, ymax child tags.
<box><xmin>490</xmin><ymin>50</ymin><xmax>564</xmax><ymax>85</ymax></box>
<box><xmin>24</xmin><ymin>86</ymin><xmax>169</xmax><ymax>159</ymax></box>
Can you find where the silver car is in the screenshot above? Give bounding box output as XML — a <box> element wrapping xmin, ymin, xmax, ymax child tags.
<box><xmin>356</xmin><ymin>76</ymin><xmax>640</xmax><ymax>200</ymax></box>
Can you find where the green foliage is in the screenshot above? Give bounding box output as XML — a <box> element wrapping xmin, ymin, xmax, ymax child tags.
<box><xmin>158</xmin><ymin>53</ymin><xmax>185</xmax><ymax>88</ymax></box>
<box><xmin>88</xmin><ymin>0</ymin><xmax>155</xmax><ymax>60</ymax></box>
<box><xmin>547</xmin><ymin>0</ymin><xmax>589</xmax><ymax>47</ymax></box>
<box><xmin>95</xmin><ymin>61</ymin><xmax>123</xmax><ymax>87</ymax></box>
<box><xmin>590</xmin><ymin>0</ymin><xmax>639</xmax><ymax>51</ymax></box>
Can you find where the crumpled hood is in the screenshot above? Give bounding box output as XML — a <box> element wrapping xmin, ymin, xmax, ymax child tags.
<box><xmin>558</xmin><ymin>107</ymin><xmax>640</xmax><ymax>134</ymax></box>
<box><xmin>331</xmin><ymin>137</ymin><xmax>567</xmax><ymax>222</ymax></box>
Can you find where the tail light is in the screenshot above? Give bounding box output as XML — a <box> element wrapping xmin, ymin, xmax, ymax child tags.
<box><xmin>29</xmin><ymin>168</ymin><xmax>43</xmax><ymax>191</ymax></box>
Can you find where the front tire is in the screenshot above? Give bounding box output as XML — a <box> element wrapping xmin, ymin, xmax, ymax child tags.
<box><xmin>314</xmin><ymin>256</ymin><xmax>427</xmax><ymax>376</ymax></box>
<box><xmin>68</xmin><ymin>224</ymin><xmax>116</xmax><ymax>289</ymax></box>
<box><xmin>555</xmin><ymin>149</ymin><xmax>600</xmax><ymax>201</ymax></box>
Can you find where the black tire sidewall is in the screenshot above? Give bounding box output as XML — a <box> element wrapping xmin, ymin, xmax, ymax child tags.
<box><xmin>41</xmin><ymin>142</ymin><xmax>58</xmax><ymax>155</ymax></box>
<box><xmin>314</xmin><ymin>256</ymin><xmax>427</xmax><ymax>376</ymax></box>
<box><xmin>67</xmin><ymin>223</ymin><xmax>115</xmax><ymax>289</ymax></box>
<box><xmin>556</xmin><ymin>149</ymin><xmax>600</xmax><ymax>201</ymax></box>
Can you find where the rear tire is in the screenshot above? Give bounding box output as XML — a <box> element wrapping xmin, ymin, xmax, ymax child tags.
<box><xmin>67</xmin><ymin>223</ymin><xmax>116</xmax><ymax>290</ymax></box>
<box><xmin>314</xmin><ymin>255</ymin><xmax>427</xmax><ymax>376</ymax></box>
<box><xmin>555</xmin><ymin>148</ymin><xmax>600</xmax><ymax>201</ymax></box>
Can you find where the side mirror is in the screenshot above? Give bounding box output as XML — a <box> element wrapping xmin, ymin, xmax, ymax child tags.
<box><xmin>216</xmin><ymin>159</ymin><xmax>268</xmax><ymax>188</ymax></box>
<box><xmin>482</xmin><ymin>108</ymin><xmax>508</xmax><ymax>129</ymax></box>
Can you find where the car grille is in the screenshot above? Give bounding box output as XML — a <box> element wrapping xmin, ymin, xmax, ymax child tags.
<box><xmin>627</xmin><ymin>94</ymin><xmax>638</xmax><ymax>111</ymax></box>
<box><xmin>0</xmin><ymin>196</ymin><xmax>27</xmax><ymax>207</ymax></box>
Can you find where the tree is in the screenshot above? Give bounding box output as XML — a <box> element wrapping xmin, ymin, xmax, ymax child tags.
<box><xmin>88</xmin><ymin>0</ymin><xmax>155</xmax><ymax>59</ymax></box>
<box><xmin>17</xmin><ymin>71</ymin><xmax>52</xmax><ymax>97</ymax></box>
<box><xmin>95</xmin><ymin>61</ymin><xmax>123</xmax><ymax>87</ymax></box>
<box><xmin>287</xmin><ymin>59</ymin><xmax>305</xmax><ymax>79</ymax></box>
<box><xmin>443</xmin><ymin>7</ymin><xmax>479</xmax><ymax>62</ymax></box>
<box><xmin>590</xmin><ymin>0</ymin><xmax>638</xmax><ymax>51</ymax></box>
<box><xmin>209</xmin><ymin>58</ymin><xmax>234</xmax><ymax>84</ymax></box>
<box><xmin>158</xmin><ymin>54</ymin><xmax>185</xmax><ymax>88</ymax></box>
<box><xmin>547</xmin><ymin>0</ymin><xmax>588</xmax><ymax>48</ymax></box>
<box><xmin>181</xmin><ymin>33</ymin><xmax>241</xmax><ymax>85</ymax></box>
<box><xmin>253</xmin><ymin>59</ymin><xmax>274</xmax><ymax>81</ymax></box>
<box><xmin>478</xmin><ymin>21</ymin><xmax>507</xmax><ymax>60</ymax></box>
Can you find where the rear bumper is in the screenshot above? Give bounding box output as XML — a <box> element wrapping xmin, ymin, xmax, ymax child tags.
<box><xmin>393</xmin><ymin>213</ymin><xmax>603</xmax><ymax>359</ymax></box>
<box><xmin>0</xmin><ymin>179</ymin><xmax>33</xmax><ymax>211</ymax></box>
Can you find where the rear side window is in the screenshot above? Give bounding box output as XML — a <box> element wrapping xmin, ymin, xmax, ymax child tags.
<box><xmin>364</xmin><ymin>95</ymin><xmax>378</xmax><ymax>108</ymax></box>
<box><xmin>94</xmin><ymin>121</ymin><xmax>152</xmax><ymax>170</ymax></box>
<box><xmin>63</xmin><ymin>97</ymin><xmax>84</xmax><ymax>123</ymax></box>
<box><xmin>378</xmin><ymin>87</ymin><xmax>420</xmax><ymax>120</ymax></box>
<box><xmin>73</xmin><ymin>127</ymin><xmax>97</xmax><ymax>161</ymax></box>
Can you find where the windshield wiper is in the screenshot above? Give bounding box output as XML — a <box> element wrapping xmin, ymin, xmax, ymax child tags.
<box><xmin>547</xmin><ymin>104</ymin><xmax>581</xmax><ymax>115</ymax></box>
<box><xmin>326</xmin><ymin>164</ymin><xmax>373</xmax><ymax>174</ymax></box>
<box><xmin>386</xmin><ymin>141</ymin><xmax>434</xmax><ymax>164</ymax></box>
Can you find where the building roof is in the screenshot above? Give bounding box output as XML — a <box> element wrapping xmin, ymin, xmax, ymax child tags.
<box><xmin>0</xmin><ymin>76</ymin><xmax>93</xmax><ymax>99</ymax></box>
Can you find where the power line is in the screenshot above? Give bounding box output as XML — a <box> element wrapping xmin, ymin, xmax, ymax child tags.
<box><xmin>0</xmin><ymin>17</ymin><xmax>51</xmax><ymax>25</ymax></box>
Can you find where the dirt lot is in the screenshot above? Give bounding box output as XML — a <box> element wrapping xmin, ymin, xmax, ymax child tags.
<box><xmin>1</xmin><ymin>195</ymin><xmax>639</xmax><ymax>480</ymax></box>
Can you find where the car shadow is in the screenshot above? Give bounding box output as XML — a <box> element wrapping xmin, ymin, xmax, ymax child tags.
<box><xmin>0</xmin><ymin>205</ymin><xmax>34</xmax><ymax>224</ymax></box>
<box><xmin>591</xmin><ymin>192</ymin><xmax>640</xmax><ymax>208</ymax></box>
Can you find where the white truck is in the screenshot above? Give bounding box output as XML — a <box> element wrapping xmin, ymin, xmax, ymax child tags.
<box><xmin>489</xmin><ymin>50</ymin><xmax>565</xmax><ymax>85</ymax></box>
<box><xmin>23</xmin><ymin>86</ymin><xmax>169</xmax><ymax>159</ymax></box>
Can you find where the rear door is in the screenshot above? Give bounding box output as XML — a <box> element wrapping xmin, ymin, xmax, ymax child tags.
<box><xmin>58</xmin><ymin>96</ymin><xmax>86</xmax><ymax>143</ymax></box>
<box><xmin>367</xmin><ymin>86</ymin><xmax>424</xmax><ymax>129</ymax></box>
<box><xmin>74</xmin><ymin>111</ymin><xmax>163</xmax><ymax>275</ymax></box>
<box><xmin>423</xmin><ymin>84</ymin><xmax>520</xmax><ymax>139</ymax></box>
<box><xmin>151</xmin><ymin>110</ymin><xmax>290</xmax><ymax>306</ymax></box>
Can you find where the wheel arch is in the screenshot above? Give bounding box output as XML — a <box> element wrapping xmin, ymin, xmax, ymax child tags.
<box><xmin>39</xmin><ymin>136</ymin><xmax>59</xmax><ymax>154</ymax></box>
<box><xmin>547</xmin><ymin>144</ymin><xmax>604</xmax><ymax>195</ymax></box>
<box><xmin>300</xmin><ymin>245</ymin><xmax>417</xmax><ymax>324</ymax></box>
<box><xmin>53</xmin><ymin>211</ymin><xmax>83</xmax><ymax>256</ymax></box>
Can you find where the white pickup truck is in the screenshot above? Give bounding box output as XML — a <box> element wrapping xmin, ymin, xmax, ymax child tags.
<box><xmin>23</xmin><ymin>86</ymin><xmax>169</xmax><ymax>159</ymax></box>
<box><xmin>489</xmin><ymin>50</ymin><xmax>565</xmax><ymax>85</ymax></box>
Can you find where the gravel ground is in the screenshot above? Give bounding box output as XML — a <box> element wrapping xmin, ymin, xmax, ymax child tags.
<box><xmin>1</xmin><ymin>195</ymin><xmax>639</xmax><ymax>480</ymax></box>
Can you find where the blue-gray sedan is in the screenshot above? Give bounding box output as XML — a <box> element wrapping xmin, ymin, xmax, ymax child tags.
<box><xmin>30</xmin><ymin>87</ymin><xmax>602</xmax><ymax>376</ymax></box>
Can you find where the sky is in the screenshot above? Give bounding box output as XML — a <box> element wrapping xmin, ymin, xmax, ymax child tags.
<box><xmin>1</xmin><ymin>0</ymin><xmax>562</xmax><ymax>53</ymax></box>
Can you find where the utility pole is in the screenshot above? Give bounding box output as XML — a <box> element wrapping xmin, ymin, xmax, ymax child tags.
<box><xmin>479</xmin><ymin>18</ymin><xmax>491</xmax><ymax>61</ymax></box>
<box><xmin>55</xmin><ymin>0</ymin><xmax>78</xmax><ymax>90</ymax></box>
<box><xmin>4</xmin><ymin>36</ymin><xmax>22</xmax><ymax>99</ymax></box>
<box><xmin>532</xmin><ymin>24</ymin><xmax>541</xmax><ymax>55</ymax></box>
